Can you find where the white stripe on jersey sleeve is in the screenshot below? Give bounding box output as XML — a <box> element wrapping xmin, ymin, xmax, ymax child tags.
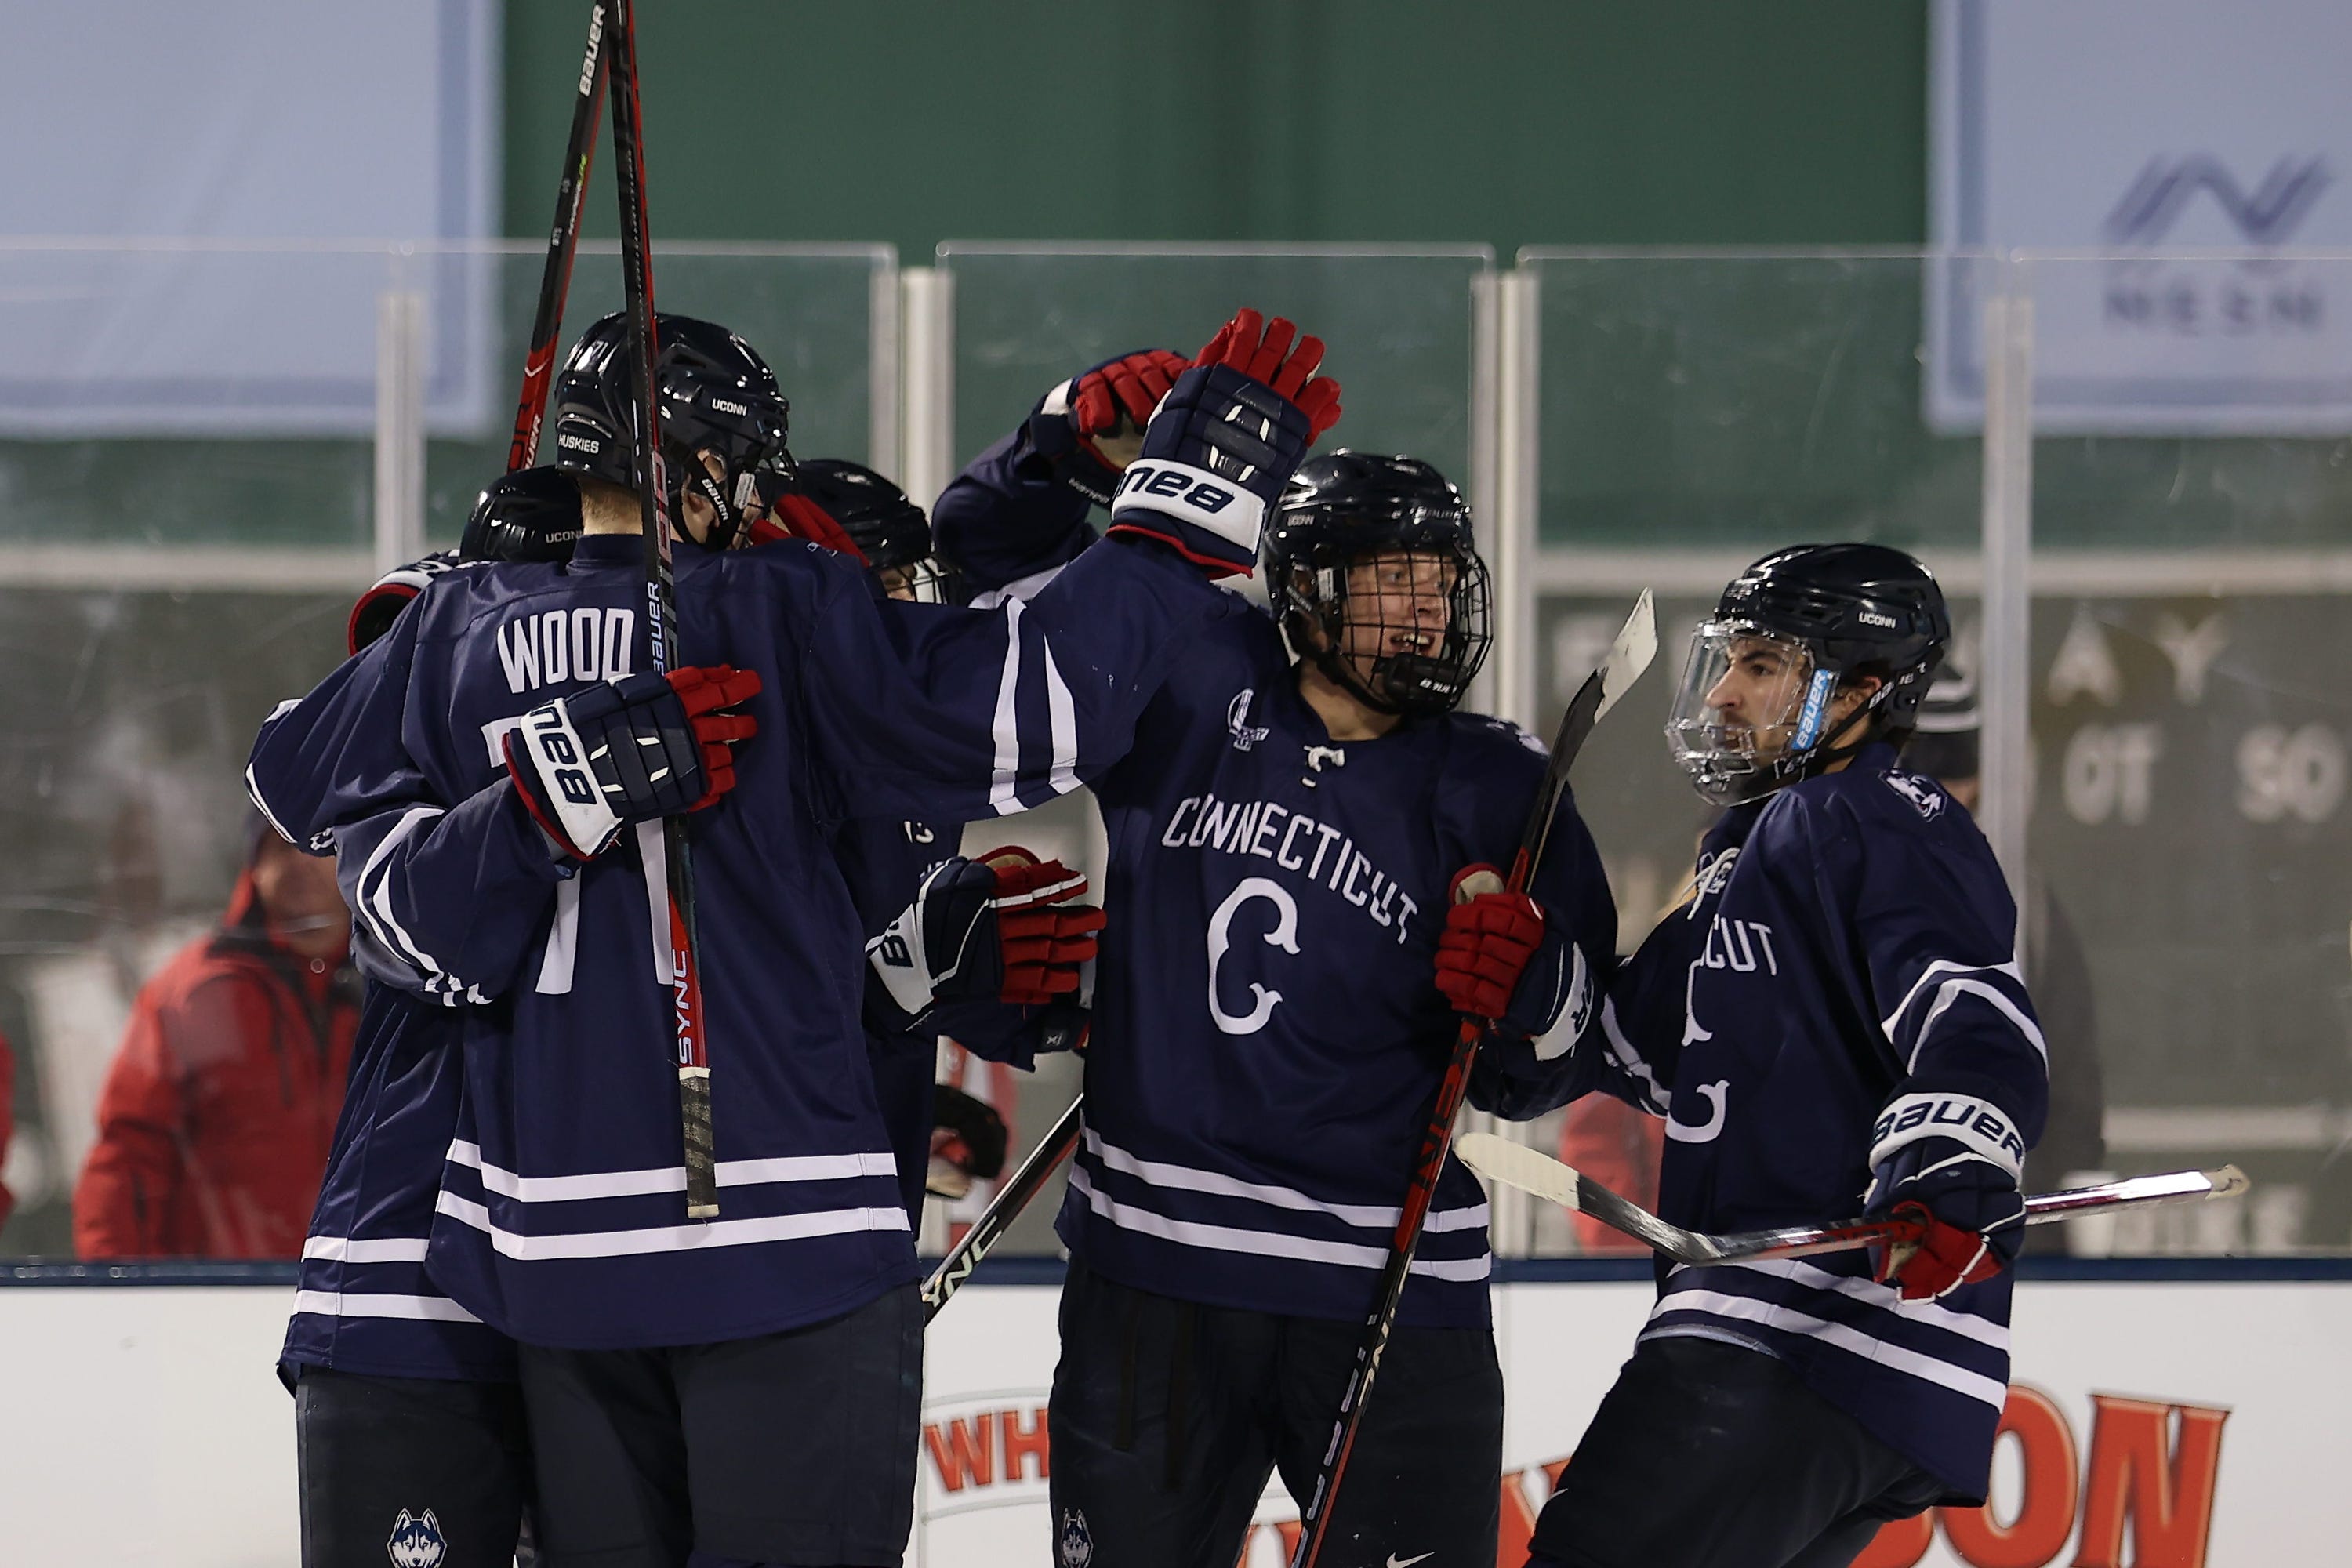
<box><xmin>987</xmin><ymin>597</ymin><xmax>1026</xmax><ymax>815</ymax></box>
<box><xmin>1906</xmin><ymin>978</ymin><xmax>2048</xmax><ymax>1069</ymax></box>
<box><xmin>1081</xmin><ymin>1129</ymin><xmax>1489</xmax><ymax>1232</ymax></box>
<box><xmin>354</xmin><ymin>805</ymin><xmax>488</xmax><ymax>1004</ymax></box>
<box><xmin>292</xmin><ymin>1289</ymin><xmax>485</xmax><ymax>1325</ymax></box>
<box><xmin>536</xmin><ymin>874</ymin><xmax>581</xmax><ymax>994</ymax></box>
<box><xmin>1600</xmin><ymin>997</ymin><xmax>1671</xmax><ymax>1115</ymax></box>
<box><xmin>1042</xmin><ymin>642</ymin><xmax>1080</xmax><ymax>796</ymax></box>
<box><xmin>436</xmin><ymin>1191</ymin><xmax>908</xmax><ymax>1259</ymax></box>
<box><xmin>1067</xmin><ymin>1165</ymin><xmax>1490</xmax><ymax>1282</ymax></box>
<box><xmin>1642</xmin><ymin>1288</ymin><xmax>2007</xmax><ymax>1410</ymax></box>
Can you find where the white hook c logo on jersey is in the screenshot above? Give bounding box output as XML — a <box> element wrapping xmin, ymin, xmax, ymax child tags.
<box><xmin>1207</xmin><ymin>877</ymin><xmax>1301</xmax><ymax>1035</ymax></box>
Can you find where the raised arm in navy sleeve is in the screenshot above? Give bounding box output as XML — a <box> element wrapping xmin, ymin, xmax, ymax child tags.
<box><xmin>930</xmin><ymin>428</ymin><xmax>1096</xmax><ymax>597</ymax></box>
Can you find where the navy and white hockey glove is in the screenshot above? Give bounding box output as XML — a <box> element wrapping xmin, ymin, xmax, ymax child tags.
<box><xmin>503</xmin><ymin>666</ymin><xmax>761</xmax><ymax>862</ymax></box>
<box><xmin>927</xmin><ymin>1082</ymin><xmax>1010</xmax><ymax>1200</ymax></box>
<box><xmin>1106</xmin><ymin>308</ymin><xmax>1343</xmax><ymax>578</ymax></box>
<box><xmin>866</xmin><ymin>848</ymin><xmax>1103</xmax><ymax>1025</ymax></box>
<box><xmin>347</xmin><ymin>550</ymin><xmax>459</xmax><ymax>656</ymax></box>
<box><xmin>1027</xmin><ymin>347</ymin><xmax>1192</xmax><ymax>506</ymax></box>
<box><xmin>1864</xmin><ymin>1079</ymin><xmax>2031</xmax><ymax>1301</ymax></box>
<box><xmin>1435</xmin><ymin>863</ymin><xmax>1586</xmax><ymax>1046</ymax></box>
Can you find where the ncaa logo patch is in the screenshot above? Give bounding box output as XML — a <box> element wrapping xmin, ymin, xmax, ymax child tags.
<box><xmin>386</xmin><ymin>1508</ymin><xmax>447</xmax><ymax>1568</ymax></box>
<box><xmin>1058</xmin><ymin>1505</ymin><xmax>1094</xmax><ymax>1568</ymax></box>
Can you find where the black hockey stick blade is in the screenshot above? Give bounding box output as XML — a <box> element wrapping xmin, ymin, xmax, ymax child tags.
<box><xmin>506</xmin><ymin>2</ymin><xmax>608</xmax><ymax>474</ymax></box>
<box><xmin>1514</xmin><ymin>590</ymin><xmax>1656</xmax><ymax>880</ymax></box>
<box><xmin>1455</xmin><ymin>1132</ymin><xmax>2251</xmax><ymax>1265</ymax></box>
<box><xmin>604</xmin><ymin>0</ymin><xmax>718</xmax><ymax>1219</ymax></box>
<box><xmin>922</xmin><ymin>1094</ymin><xmax>1087</xmax><ymax>1322</ymax></box>
<box><xmin>1288</xmin><ymin>590</ymin><xmax>1655</xmax><ymax>1568</ymax></box>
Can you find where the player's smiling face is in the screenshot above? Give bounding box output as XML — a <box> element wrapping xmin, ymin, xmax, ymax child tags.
<box><xmin>1337</xmin><ymin>550</ymin><xmax>1456</xmax><ymax>680</ymax></box>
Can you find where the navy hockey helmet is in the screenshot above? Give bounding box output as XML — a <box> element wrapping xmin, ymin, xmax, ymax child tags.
<box><xmin>1261</xmin><ymin>451</ymin><xmax>1493</xmax><ymax>717</ymax></box>
<box><xmin>785</xmin><ymin>459</ymin><xmax>961</xmax><ymax>604</ymax></box>
<box><xmin>1666</xmin><ymin>542</ymin><xmax>1951</xmax><ymax>804</ymax></box>
<box><xmin>549</xmin><ymin>310</ymin><xmax>789</xmax><ymax>551</ymax></box>
<box><xmin>460</xmin><ymin>466</ymin><xmax>583</xmax><ymax>564</ymax></box>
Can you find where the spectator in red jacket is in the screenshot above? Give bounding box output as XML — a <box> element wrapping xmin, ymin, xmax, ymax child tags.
<box><xmin>74</xmin><ymin>826</ymin><xmax>359</xmax><ymax>1258</ymax></box>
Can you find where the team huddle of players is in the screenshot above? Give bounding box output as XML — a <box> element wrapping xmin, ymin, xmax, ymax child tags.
<box><xmin>249</xmin><ymin>303</ymin><xmax>2048</xmax><ymax>1568</ymax></box>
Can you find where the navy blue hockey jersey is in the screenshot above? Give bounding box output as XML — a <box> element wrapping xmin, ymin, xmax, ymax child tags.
<box><xmin>1569</xmin><ymin>746</ymin><xmax>2048</xmax><ymax>1500</ymax></box>
<box><xmin>281</xmin><ymin>983</ymin><xmax>514</xmax><ymax>1382</ymax></box>
<box><xmin>248</xmin><ymin>531</ymin><xmax>1233</xmax><ymax>1348</ymax></box>
<box><xmin>937</xmin><ymin>438</ymin><xmax>1618</xmax><ymax>1331</ymax></box>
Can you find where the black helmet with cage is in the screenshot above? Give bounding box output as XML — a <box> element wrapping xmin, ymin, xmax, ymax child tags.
<box><xmin>548</xmin><ymin>310</ymin><xmax>789</xmax><ymax>552</ymax></box>
<box><xmin>1665</xmin><ymin>542</ymin><xmax>1950</xmax><ymax>804</ymax></box>
<box><xmin>776</xmin><ymin>459</ymin><xmax>962</xmax><ymax>604</ymax></box>
<box><xmin>1261</xmin><ymin>451</ymin><xmax>1493</xmax><ymax>717</ymax></box>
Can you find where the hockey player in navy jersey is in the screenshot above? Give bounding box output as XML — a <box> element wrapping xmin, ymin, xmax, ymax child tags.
<box><xmin>934</xmin><ymin>401</ymin><xmax>1618</xmax><ymax>1566</ymax></box>
<box><xmin>1523</xmin><ymin>545</ymin><xmax>2049</xmax><ymax>1568</ymax></box>
<box><xmin>249</xmin><ymin>304</ymin><xmax>1341</xmax><ymax>1567</ymax></box>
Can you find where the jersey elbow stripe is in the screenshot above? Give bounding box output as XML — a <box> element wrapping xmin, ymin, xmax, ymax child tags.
<box><xmin>1903</xmin><ymin>978</ymin><xmax>2048</xmax><ymax>1069</ymax></box>
<box><xmin>986</xmin><ymin>597</ymin><xmax>1026</xmax><ymax>815</ymax></box>
<box><xmin>1600</xmin><ymin>998</ymin><xmax>1671</xmax><ymax>1114</ymax></box>
<box><xmin>354</xmin><ymin>805</ymin><xmax>480</xmax><ymax>998</ymax></box>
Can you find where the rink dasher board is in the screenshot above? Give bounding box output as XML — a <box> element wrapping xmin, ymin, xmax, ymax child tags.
<box><xmin>2</xmin><ymin>1266</ymin><xmax>2346</xmax><ymax>1566</ymax></box>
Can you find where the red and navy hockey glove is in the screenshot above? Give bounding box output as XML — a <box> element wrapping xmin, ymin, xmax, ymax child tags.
<box><xmin>1863</xmin><ymin>1080</ymin><xmax>2031</xmax><ymax>1301</ymax></box>
<box><xmin>1435</xmin><ymin>863</ymin><xmax>1585</xmax><ymax>1043</ymax></box>
<box><xmin>927</xmin><ymin>1082</ymin><xmax>1011</xmax><ymax>1199</ymax></box>
<box><xmin>866</xmin><ymin>848</ymin><xmax>1104</xmax><ymax>1025</ymax></box>
<box><xmin>750</xmin><ymin>466</ymin><xmax>870</xmax><ymax>562</ymax></box>
<box><xmin>503</xmin><ymin>665</ymin><xmax>761</xmax><ymax>861</ymax></box>
<box><xmin>1027</xmin><ymin>347</ymin><xmax>1192</xmax><ymax>506</ymax></box>
<box><xmin>1105</xmin><ymin>308</ymin><xmax>1344</xmax><ymax>578</ymax></box>
<box><xmin>347</xmin><ymin>550</ymin><xmax>459</xmax><ymax>656</ymax></box>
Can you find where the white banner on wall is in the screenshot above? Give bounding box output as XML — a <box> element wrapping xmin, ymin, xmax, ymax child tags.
<box><xmin>1929</xmin><ymin>0</ymin><xmax>2352</xmax><ymax>434</ymax></box>
<box><xmin>0</xmin><ymin>2</ymin><xmax>499</xmax><ymax>437</ymax></box>
<box><xmin>3</xmin><ymin>1276</ymin><xmax>2345</xmax><ymax>1566</ymax></box>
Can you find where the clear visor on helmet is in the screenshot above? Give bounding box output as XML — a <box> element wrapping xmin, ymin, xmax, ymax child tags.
<box><xmin>1664</xmin><ymin>622</ymin><xmax>1838</xmax><ymax>801</ymax></box>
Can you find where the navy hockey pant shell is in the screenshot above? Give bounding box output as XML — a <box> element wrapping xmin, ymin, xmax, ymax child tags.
<box><xmin>294</xmin><ymin>1366</ymin><xmax>535</xmax><ymax>1568</ymax></box>
<box><xmin>1048</xmin><ymin>1257</ymin><xmax>1504</xmax><ymax>1568</ymax></box>
<box><xmin>517</xmin><ymin>1283</ymin><xmax>922</xmax><ymax>1568</ymax></box>
<box><xmin>1526</xmin><ymin>1334</ymin><xmax>1944</xmax><ymax>1568</ymax></box>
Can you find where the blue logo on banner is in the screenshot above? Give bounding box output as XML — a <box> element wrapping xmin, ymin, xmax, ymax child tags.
<box><xmin>2103</xmin><ymin>155</ymin><xmax>2332</xmax><ymax>247</ymax></box>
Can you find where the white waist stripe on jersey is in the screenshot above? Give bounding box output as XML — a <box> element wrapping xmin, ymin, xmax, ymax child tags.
<box><xmin>445</xmin><ymin>1139</ymin><xmax>897</xmax><ymax>1203</ymax></box>
<box><xmin>1642</xmin><ymin>1289</ymin><xmax>2008</xmax><ymax>1410</ymax></box>
<box><xmin>435</xmin><ymin>1191</ymin><xmax>909</xmax><ymax>1261</ymax></box>
<box><xmin>1080</xmin><ymin>1127</ymin><xmax>1489</xmax><ymax>1232</ymax></box>
<box><xmin>1675</xmin><ymin>1257</ymin><xmax>2011</xmax><ymax>1352</ymax></box>
<box><xmin>301</xmin><ymin>1234</ymin><xmax>430</xmax><ymax>1265</ymax></box>
<box><xmin>1066</xmin><ymin>1163</ymin><xmax>1491</xmax><ymax>1282</ymax></box>
<box><xmin>292</xmin><ymin>1289</ymin><xmax>486</xmax><ymax>1325</ymax></box>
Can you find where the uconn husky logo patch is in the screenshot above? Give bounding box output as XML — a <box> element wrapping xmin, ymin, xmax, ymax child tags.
<box><xmin>1227</xmin><ymin>688</ymin><xmax>1271</xmax><ymax>752</ymax></box>
<box><xmin>1884</xmin><ymin>770</ymin><xmax>1947</xmax><ymax>821</ymax></box>
<box><xmin>1058</xmin><ymin>1506</ymin><xmax>1094</xmax><ymax>1568</ymax></box>
<box><xmin>386</xmin><ymin>1509</ymin><xmax>447</xmax><ymax>1568</ymax></box>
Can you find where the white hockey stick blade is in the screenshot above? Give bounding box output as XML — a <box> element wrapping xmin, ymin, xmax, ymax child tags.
<box><xmin>1455</xmin><ymin>1132</ymin><xmax>2249</xmax><ymax>1266</ymax></box>
<box><xmin>1592</xmin><ymin>589</ymin><xmax>1657</xmax><ymax>724</ymax></box>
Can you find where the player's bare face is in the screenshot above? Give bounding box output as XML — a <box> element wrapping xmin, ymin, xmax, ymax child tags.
<box><xmin>1338</xmin><ymin>550</ymin><xmax>1455</xmax><ymax>686</ymax></box>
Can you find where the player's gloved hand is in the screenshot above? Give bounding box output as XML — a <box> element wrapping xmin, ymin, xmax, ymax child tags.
<box><xmin>347</xmin><ymin>550</ymin><xmax>460</xmax><ymax>656</ymax></box>
<box><xmin>461</xmin><ymin>466</ymin><xmax>582</xmax><ymax>565</ymax></box>
<box><xmin>1027</xmin><ymin>348</ymin><xmax>1193</xmax><ymax>506</ymax></box>
<box><xmin>1863</xmin><ymin>1083</ymin><xmax>2031</xmax><ymax>1301</ymax></box>
<box><xmin>1435</xmin><ymin>863</ymin><xmax>1583</xmax><ymax>1043</ymax></box>
<box><xmin>927</xmin><ymin>1083</ymin><xmax>1011</xmax><ymax>1199</ymax></box>
<box><xmin>750</xmin><ymin>466</ymin><xmax>869</xmax><ymax>562</ymax></box>
<box><xmin>503</xmin><ymin>666</ymin><xmax>762</xmax><ymax>861</ymax></box>
<box><xmin>866</xmin><ymin>847</ymin><xmax>1105</xmax><ymax>1024</ymax></box>
<box><xmin>1106</xmin><ymin>308</ymin><xmax>1344</xmax><ymax>578</ymax></box>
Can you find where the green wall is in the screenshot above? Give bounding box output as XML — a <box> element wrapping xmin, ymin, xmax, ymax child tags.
<box><xmin>504</xmin><ymin>2</ymin><xmax>1928</xmax><ymax>258</ymax></box>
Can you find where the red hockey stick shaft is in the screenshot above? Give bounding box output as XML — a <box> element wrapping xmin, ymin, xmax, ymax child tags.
<box><xmin>507</xmin><ymin>3</ymin><xmax>609</xmax><ymax>474</ymax></box>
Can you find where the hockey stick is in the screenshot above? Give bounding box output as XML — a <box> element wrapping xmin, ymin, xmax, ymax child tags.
<box><xmin>505</xmin><ymin>2</ymin><xmax>608</xmax><ymax>473</ymax></box>
<box><xmin>921</xmin><ymin>1093</ymin><xmax>1086</xmax><ymax>1321</ymax></box>
<box><xmin>604</xmin><ymin>0</ymin><xmax>719</xmax><ymax>1219</ymax></box>
<box><xmin>1290</xmin><ymin>590</ymin><xmax>1658</xmax><ymax>1568</ymax></box>
<box><xmin>1454</xmin><ymin>1131</ymin><xmax>2249</xmax><ymax>1265</ymax></box>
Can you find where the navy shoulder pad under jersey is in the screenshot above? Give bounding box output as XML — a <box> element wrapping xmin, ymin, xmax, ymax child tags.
<box><xmin>1563</xmin><ymin>743</ymin><xmax>2047</xmax><ymax>1501</ymax></box>
<box><xmin>249</xmin><ymin>528</ymin><xmax>1236</xmax><ymax>1348</ymax></box>
<box><xmin>1058</xmin><ymin>604</ymin><xmax>1617</xmax><ymax>1330</ymax></box>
